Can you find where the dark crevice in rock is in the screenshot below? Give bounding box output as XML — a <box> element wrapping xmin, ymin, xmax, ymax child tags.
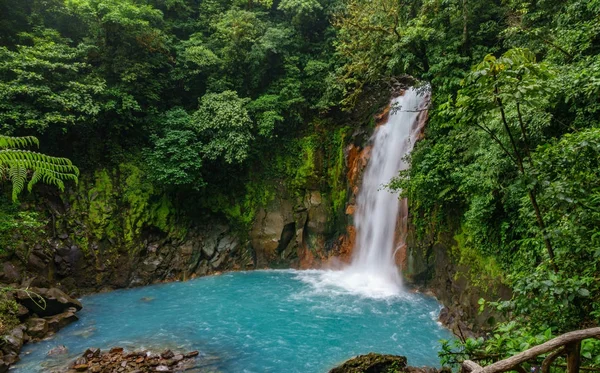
<box><xmin>277</xmin><ymin>222</ymin><xmax>296</xmax><ymax>254</ymax></box>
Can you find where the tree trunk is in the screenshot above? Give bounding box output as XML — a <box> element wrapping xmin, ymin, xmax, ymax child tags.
<box><xmin>528</xmin><ymin>189</ymin><xmax>558</xmax><ymax>272</ymax></box>
<box><xmin>462</xmin><ymin>0</ymin><xmax>469</xmax><ymax>54</ymax></box>
<box><xmin>496</xmin><ymin>91</ymin><xmax>558</xmax><ymax>272</ymax></box>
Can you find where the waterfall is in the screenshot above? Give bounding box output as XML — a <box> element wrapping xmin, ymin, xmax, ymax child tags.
<box><xmin>300</xmin><ymin>88</ymin><xmax>428</xmax><ymax>298</ymax></box>
<box><xmin>346</xmin><ymin>87</ymin><xmax>429</xmax><ymax>294</ymax></box>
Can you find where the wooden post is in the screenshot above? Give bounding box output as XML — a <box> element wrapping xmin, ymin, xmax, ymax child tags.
<box><xmin>566</xmin><ymin>341</ymin><xmax>581</xmax><ymax>373</ymax></box>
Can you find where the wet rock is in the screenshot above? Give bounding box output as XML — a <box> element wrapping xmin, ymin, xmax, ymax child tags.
<box><xmin>16</xmin><ymin>303</ymin><xmax>29</xmax><ymax>320</ymax></box>
<box><xmin>48</xmin><ymin>345</ymin><xmax>69</xmax><ymax>356</ymax></box>
<box><xmin>140</xmin><ymin>258</ymin><xmax>161</xmax><ymax>273</ymax></box>
<box><xmin>67</xmin><ymin>347</ymin><xmax>200</xmax><ymax>373</ymax></box>
<box><xmin>25</xmin><ymin>317</ymin><xmax>48</xmax><ymax>340</ymax></box>
<box><xmin>73</xmin><ymin>363</ymin><xmax>89</xmax><ymax>371</ymax></box>
<box><xmin>310</xmin><ymin>191</ymin><xmax>322</xmax><ymax>206</ymax></box>
<box><xmin>210</xmin><ymin>253</ymin><xmax>226</xmax><ymax>269</ymax></box>
<box><xmin>75</xmin><ymin>357</ymin><xmax>87</xmax><ymax>365</ymax></box>
<box><xmin>184</xmin><ymin>351</ymin><xmax>199</xmax><ymax>358</ymax></box>
<box><xmin>27</xmin><ymin>252</ymin><xmax>47</xmax><ymax>271</ymax></box>
<box><xmin>161</xmin><ymin>349</ymin><xmax>174</xmax><ymax>359</ymax></box>
<box><xmin>110</xmin><ymin>347</ymin><xmax>124</xmax><ymax>354</ymax></box>
<box><xmin>46</xmin><ymin>307</ymin><xmax>78</xmax><ymax>333</ymax></box>
<box><xmin>180</xmin><ymin>242</ymin><xmax>193</xmax><ymax>256</ymax></box>
<box><xmin>1</xmin><ymin>262</ymin><xmax>21</xmax><ymax>283</ymax></box>
<box><xmin>3</xmin><ymin>325</ymin><xmax>25</xmax><ymax>353</ymax></box>
<box><xmin>329</xmin><ymin>353</ymin><xmax>407</xmax><ymax>373</ymax></box>
<box><xmin>0</xmin><ymin>353</ymin><xmax>19</xmax><ymax>366</ymax></box>
<box><xmin>16</xmin><ymin>287</ymin><xmax>82</xmax><ymax>317</ymax></box>
<box><xmin>83</xmin><ymin>348</ymin><xmax>101</xmax><ymax>358</ymax></box>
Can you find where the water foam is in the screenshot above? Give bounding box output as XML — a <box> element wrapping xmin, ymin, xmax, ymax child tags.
<box><xmin>295</xmin><ymin>269</ymin><xmax>405</xmax><ymax>299</ymax></box>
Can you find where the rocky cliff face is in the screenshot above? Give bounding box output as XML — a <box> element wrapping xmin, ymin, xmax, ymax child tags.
<box><xmin>250</xmin><ymin>187</ymin><xmax>333</xmax><ymax>268</ymax></box>
<box><xmin>0</xmin><ymin>162</ymin><xmax>344</xmax><ymax>295</ymax></box>
<box><xmin>401</xmin><ymin>215</ymin><xmax>511</xmax><ymax>336</ymax></box>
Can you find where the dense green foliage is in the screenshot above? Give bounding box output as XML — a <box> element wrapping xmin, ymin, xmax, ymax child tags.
<box><xmin>1</xmin><ymin>0</ymin><xmax>599</xmax><ymax>367</ymax></box>
<box><xmin>0</xmin><ymin>0</ymin><xmax>351</xmax><ymax>234</ymax></box>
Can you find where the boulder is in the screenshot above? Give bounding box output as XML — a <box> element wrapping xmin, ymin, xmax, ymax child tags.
<box><xmin>24</xmin><ymin>317</ymin><xmax>48</xmax><ymax>340</ymax></box>
<box><xmin>0</xmin><ymin>263</ymin><xmax>21</xmax><ymax>284</ymax></box>
<box><xmin>47</xmin><ymin>345</ymin><xmax>69</xmax><ymax>356</ymax></box>
<box><xmin>16</xmin><ymin>303</ymin><xmax>29</xmax><ymax>320</ymax></box>
<box><xmin>45</xmin><ymin>307</ymin><xmax>78</xmax><ymax>332</ymax></box>
<box><xmin>329</xmin><ymin>353</ymin><xmax>408</xmax><ymax>373</ymax></box>
<box><xmin>161</xmin><ymin>350</ymin><xmax>174</xmax><ymax>359</ymax></box>
<box><xmin>82</xmin><ymin>348</ymin><xmax>101</xmax><ymax>359</ymax></box>
<box><xmin>16</xmin><ymin>287</ymin><xmax>82</xmax><ymax>317</ymax></box>
<box><xmin>2</xmin><ymin>325</ymin><xmax>25</xmax><ymax>354</ymax></box>
<box><xmin>26</xmin><ymin>252</ymin><xmax>47</xmax><ymax>272</ymax></box>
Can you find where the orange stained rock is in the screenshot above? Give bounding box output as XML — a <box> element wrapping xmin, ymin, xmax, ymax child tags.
<box><xmin>345</xmin><ymin>204</ymin><xmax>356</xmax><ymax>215</ymax></box>
<box><xmin>337</xmin><ymin>226</ymin><xmax>356</xmax><ymax>263</ymax></box>
<box><xmin>299</xmin><ymin>248</ymin><xmax>316</xmax><ymax>269</ymax></box>
<box><xmin>346</xmin><ymin>144</ymin><xmax>372</xmax><ymax>189</ymax></box>
<box><xmin>375</xmin><ymin>104</ymin><xmax>391</xmax><ymax>126</ymax></box>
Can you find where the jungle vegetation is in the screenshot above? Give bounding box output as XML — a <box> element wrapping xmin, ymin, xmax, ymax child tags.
<box><xmin>0</xmin><ymin>0</ymin><xmax>599</xmax><ymax>368</ymax></box>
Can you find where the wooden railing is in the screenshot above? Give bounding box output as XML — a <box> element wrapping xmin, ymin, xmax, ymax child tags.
<box><xmin>462</xmin><ymin>327</ymin><xmax>600</xmax><ymax>373</ymax></box>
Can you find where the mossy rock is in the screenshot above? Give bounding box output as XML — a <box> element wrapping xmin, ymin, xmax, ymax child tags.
<box><xmin>329</xmin><ymin>353</ymin><xmax>408</xmax><ymax>373</ymax></box>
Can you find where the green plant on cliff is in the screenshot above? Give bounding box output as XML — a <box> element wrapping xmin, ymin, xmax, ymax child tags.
<box><xmin>0</xmin><ymin>135</ymin><xmax>79</xmax><ymax>202</ymax></box>
<box><xmin>0</xmin><ymin>289</ymin><xmax>18</xmax><ymax>337</ymax></box>
<box><xmin>327</xmin><ymin>126</ymin><xmax>351</xmax><ymax>215</ymax></box>
<box><xmin>0</xmin><ymin>199</ymin><xmax>46</xmax><ymax>258</ymax></box>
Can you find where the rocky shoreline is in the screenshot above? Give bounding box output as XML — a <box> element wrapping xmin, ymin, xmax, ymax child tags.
<box><xmin>64</xmin><ymin>347</ymin><xmax>200</xmax><ymax>373</ymax></box>
<box><xmin>0</xmin><ymin>286</ymin><xmax>82</xmax><ymax>372</ymax></box>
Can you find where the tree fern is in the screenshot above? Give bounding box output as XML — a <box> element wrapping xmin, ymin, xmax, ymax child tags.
<box><xmin>0</xmin><ymin>135</ymin><xmax>79</xmax><ymax>202</ymax></box>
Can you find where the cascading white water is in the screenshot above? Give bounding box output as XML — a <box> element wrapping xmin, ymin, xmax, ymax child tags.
<box><xmin>306</xmin><ymin>88</ymin><xmax>429</xmax><ymax>298</ymax></box>
<box><xmin>347</xmin><ymin>87</ymin><xmax>428</xmax><ymax>291</ymax></box>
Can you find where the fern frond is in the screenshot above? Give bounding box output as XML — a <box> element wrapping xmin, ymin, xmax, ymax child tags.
<box><xmin>8</xmin><ymin>163</ymin><xmax>27</xmax><ymax>202</ymax></box>
<box><xmin>0</xmin><ymin>136</ymin><xmax>39</xmax><ymax>150</ymax></box>
<box><xmin>0</xmin><ymin>136</ymin><xmax>78</xmax><ymax>202</ymax></box>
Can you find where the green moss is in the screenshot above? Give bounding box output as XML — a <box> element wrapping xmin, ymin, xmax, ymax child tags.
<box><xmin>0</xmin><ymin>289</ymin><xmax>18</xmax><ymax>337</ymax></box>
<box><xmin>452</xmin><ymin>228</ymin><xmax>504</xmax><ymax>286</ymax></box>
<box><xmin>327</xmin><ymin>126</ymin><xmax>351</xmax><ymax>215</ymax></box>
<box><xmin>73</xmin><ymin>234</ymin><xmax>90</xmax><ymax>255</ymax></box>
<box><xmin>150</xmin><ymin>195</ymin><xmax>174</xmax><ymax>232</ymax></box>
<box><xmin>222</xmin><ymin>180</ymin><xmax>275</xmax><ymax>231</ymax></box>
<box><xmin>120</xmin><ymin>163</ymin><xmax>153</xmax><ymax>249</ymax></box>
<box><xmin>86</xmin><ymin>169</ymin><xmax>116</xmax><ymax>241</ymax></box>
<box><xmin>65</xmin><ymin>162</ymin><xmax>181</xmax><ymax>257</ymax></box>
<box><xmin>291</xmin><ymin>135</ymin><xmax>318</xmax><ymax>190</ymax></box>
